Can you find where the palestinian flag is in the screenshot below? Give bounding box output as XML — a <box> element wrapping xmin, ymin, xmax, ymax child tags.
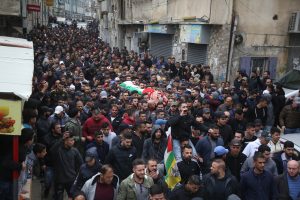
<box><xmin>164</xmin><ymin>129</ymin><xmax>181</xmax><ymax>189</ymax></box>
<box><xmin>119</xmin><ymin>81</ymin><xmax>144</xmax><ymax>94</ymax></box>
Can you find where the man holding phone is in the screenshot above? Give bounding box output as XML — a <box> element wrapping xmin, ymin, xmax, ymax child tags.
<box><xmin>146</xmin><ymin>159</ymin><xmax>169</xmax><ymax>198</ymax></box>
<box><xmin>167</xmin><ymin>102</ymin><xmax>200</xmax><ymax>162</ymax></box>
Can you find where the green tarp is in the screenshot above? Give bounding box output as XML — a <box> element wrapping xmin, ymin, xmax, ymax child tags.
<box><xmin>275</xmin><ymin>70</ymin><xmax>300</xmax><ymax>90</ymax></box>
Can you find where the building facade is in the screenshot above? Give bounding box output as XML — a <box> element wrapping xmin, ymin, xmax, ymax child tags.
<box><xmin>231</xmin><ymin>0</ymin><xmax>300</xmax><ymax>81</ymax></box>
<box><xmin>50</xmin><ymin>0</ymin><xmax>94</xmax><ymax>21</ymax></box>
<box><xmin>98</xmin><ymin>0</ymin><xmax>300</xmax><ymax>82</ymax></box>
<box><xmin>0</xmin><ymin>0</ymin><xmax>49</xmax><ymax>36</ymax></box>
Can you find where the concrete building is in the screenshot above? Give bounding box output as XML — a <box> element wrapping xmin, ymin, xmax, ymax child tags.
<box><xmin>25</xmin><ymin>0</ymin><xmax>49</xmax><ymax>31</ymax></box>
<box><xmin>231</xmin><ymin>0</ymin><xmax>300</xmax><ymax>81</ymax></box>
<box><xmin>0</xmin><ymin>0</ymin><xmax>49</xmax><ymax>36</ymax></box>
<box><xmin>98</xmin><ymin>0</ymin><xmax>300</xmax><ymax>82</ymax></box>
<box><xmin>0</xmin><ymin>0</ymin><xmax>22</xmax><ymax>37</ymax></box>
<box><xmin>50</xmin><ymin>0</ymin><xmax>94</xmax><ymax>21</ymax></box>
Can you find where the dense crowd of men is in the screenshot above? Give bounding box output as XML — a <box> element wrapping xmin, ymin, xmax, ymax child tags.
<box><xmin>1</xmin><ymin>20</ymin><xmax>300</xmax><ymax>200</ymax></box>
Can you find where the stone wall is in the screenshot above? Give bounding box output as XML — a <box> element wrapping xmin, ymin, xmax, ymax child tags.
<box><xmin>207</xmin><ymin>24</ymin><xmax>231</xmax><ymax>82</ymax></box>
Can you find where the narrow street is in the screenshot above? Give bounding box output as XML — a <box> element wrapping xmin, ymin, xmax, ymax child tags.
<box><xmin>1</xmin><ymin>1</ymin><xmax>300</xmax><ymax>200</ymax></box>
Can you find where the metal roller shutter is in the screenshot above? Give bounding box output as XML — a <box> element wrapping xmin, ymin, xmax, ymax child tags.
<box><xmin>187</xmin><ymin>43</ymin><xmax>208</xmax><ymax>65</ymax></box>
<box><xmin>150</xmin><ymin>33</ymin><xmax>173</xmax><ymax>59</ymax></box>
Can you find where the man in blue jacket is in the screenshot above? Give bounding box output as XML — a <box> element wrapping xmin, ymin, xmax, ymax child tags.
<box><xmin>240</xmin><ymin>152</ymin><xmax>276</xmax><ymax>200</ymax></box>
<box><xmin>195</xmin><ymin>125</ymin><xmax>224</xmax><ymax>173</ymax></box>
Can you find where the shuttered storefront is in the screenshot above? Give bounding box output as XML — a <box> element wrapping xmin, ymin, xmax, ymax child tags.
<box><xmin>187</xmin><ymin>43</ymin><xmax>208</xmax><ymax>65</ymax></box>
<box><xmin>150</xmin><ymin>33</ymin><xmax>173</xmax><ymax>59</ymax></box>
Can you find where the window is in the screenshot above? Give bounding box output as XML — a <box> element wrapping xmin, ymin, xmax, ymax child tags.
<box><xmin>250</xmin><ymin>57</ymin><xmax>269</xmax><ymax>77</ymax></box>
<box><xmin>240</xmin><ymin>57</ymin><xmax>277</xmax><ymax>79</ymax></box>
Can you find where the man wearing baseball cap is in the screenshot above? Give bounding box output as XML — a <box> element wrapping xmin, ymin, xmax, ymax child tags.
<box><xmin>226</xmin><ymin>139</ymin><xmax>247</xmax><ymax>181</ymax></box>
<box><xmin>48</xmin><ymin>105</ymin><xmax>70</xmax><ymax>132</ymax></box>
<box><xmin>50</xmin><ymin>132</ymin><xmax>83</xmax><ymax>200</ymax></box>
<box><xmin>214</xmin><ymin>146</ymin><xmax>229</xmax><ymax>161</ymax></box>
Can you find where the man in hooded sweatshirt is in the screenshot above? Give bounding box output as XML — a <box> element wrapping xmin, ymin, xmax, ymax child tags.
<box><xmin>142</xmin><ymin>126</ymin><xmax>167</xmax><ymax>163</ymax></box>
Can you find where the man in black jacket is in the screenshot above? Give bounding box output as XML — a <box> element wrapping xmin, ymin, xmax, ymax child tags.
<box><xmin>226</xmin><ymin>139</ymin><xmax>247</xmax><ymax>181</ymax></box>
<box><xmin>177</xmin><ymin>145</ymin><xmax>201</xmax><ymax>184</ymax></box>
<box><xmin>36</xmin><ymin>106</ymin><xmax>52</xmax><ymax>142</ymax></box>
<box><xmin>86</xmin><ymin>130</ymin><xmax>109</xmax><ymax>164</ymax></box>
<box><xmin>248</xmin><ymin>71</ymin><xmax>263</xmax><ymax>92</ymax></box>
<box><xmin>50</xmin><ymin>132</ymin><xmax>83</xmax><ymax>200</ymax></box>
<box><xmin>70</xmin><ymin>149</ymin><xmax>101</xmax><ymax>196</ymax></box>
<box><xmin>217</xmin><ymin>113</ymin><xmax>233</xmax><ymax>146</ymax></box>
<box><xmin>169</xmin><ymin>175</ymin><xmax>203</xmax><ymax>200</ymax></box>
<box><xmin>202</xmin><ymin>108</ymin><xmax>215</xmax><ymax>128</ymax></box>
<box><xmin>132</xmin><ymin>122</ymin><xmax>147</xmax><ymax>158</ymax></box>
<box><xmin>247</xmin><ymin>97</ymin><xmax>268</xmax><ymax>126</ymax></box>
<box><xmin>41</xmin><ymin>122</ymin><xmax>62</xmax><ymax>197</ymax></box>
<box><xmin>107</xmin><ymin>105</ymin><xmax>122</xmax><ymax>133</ymax></box>
<box><xmin>228</xmin><ymin>108</ymin><xmax>247</xmax><ymax>133</ymax></box>
<box><xmin>167</xmin><ymin>102</ymin><xmax>199</xmax><ymax>161</ymax></box>
<box><xmin>105</xmin><ymin>130</ymin><xmax>137</xmax><ymax>181</ymax></box>
<box><xmin>203</xmin><ymin>159</ymin><xmax>240</xmax><ymax>200</ymax></box>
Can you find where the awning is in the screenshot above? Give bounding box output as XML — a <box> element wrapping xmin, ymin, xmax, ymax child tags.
<box><xmin>275</xmin><ymin>69</ymin><xmax>300</xmax><ymax>90</ymax></box>
<box><xmin>0</xmin><ymin>36</ymin><xmax>34</xmax><ymax>100</ymax></box>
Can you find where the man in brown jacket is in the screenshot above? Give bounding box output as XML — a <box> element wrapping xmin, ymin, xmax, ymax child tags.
<box><xmin>279</xmin><ymin>97</ymin><xmax>300</xmax><ymax>134</ymax></box>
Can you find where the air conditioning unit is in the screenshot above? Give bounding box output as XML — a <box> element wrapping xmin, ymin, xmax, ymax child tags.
<box><xmin>288</xmin><ymin>11</ymin><xmax>300</xmax><ymax>33</ymax></box>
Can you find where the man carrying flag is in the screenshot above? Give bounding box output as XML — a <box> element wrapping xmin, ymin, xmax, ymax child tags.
<box><xmin>164</xmin><ymin>127</ymin><xmax>181</xmax><ymax>189</ymax></box>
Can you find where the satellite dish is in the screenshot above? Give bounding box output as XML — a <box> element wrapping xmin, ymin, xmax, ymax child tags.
<box><xmin>234</xmin><ymin>33</ymin><xmax>244</xmax><ymax>45</ymax></box>
<box><xmin>234</xmin><ymin>34</ymin><xmax>243</xmax><ymax>45</ymax></box>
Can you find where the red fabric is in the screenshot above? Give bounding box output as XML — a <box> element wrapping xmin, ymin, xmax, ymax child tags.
<box><xmin>94</xmin><ymin>182</ymin><xmax>114</xmax><ymax>200</ymax></box>
<box><xmin>122</xmin><ymin>116</ymin><xmax>135</xmax><ymax>126</ymax></box>
<box><xmin>82</xmin><ymin>115</ymin><xmax>112</xmax><ymax>139</ymax></box>
<box><xmin>142</xmin><ymin>87</ymin><xmax>155</xmax><ymax>94</ymax></box>
<box><xmin>167</xmin><ymin>135</ymin><xmax>172</xmax><ymax>153</ymax></box>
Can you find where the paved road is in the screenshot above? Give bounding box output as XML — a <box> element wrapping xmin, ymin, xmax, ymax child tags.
<box><xmin>31</xmin><ymin>177</ymin><xmax>68</xmax><ymax>200</ymax></box>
